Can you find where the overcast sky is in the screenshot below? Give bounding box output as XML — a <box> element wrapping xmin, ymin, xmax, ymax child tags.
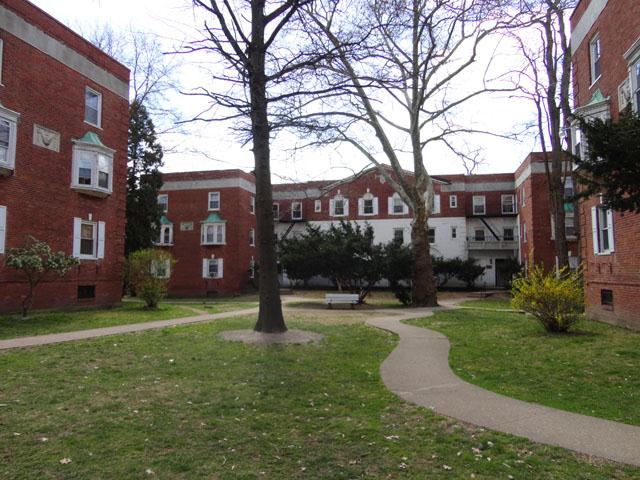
<box><xmin>31</xmin><ymin>0</ymin><xmax>545</xmax><ymax>182</ymax></box>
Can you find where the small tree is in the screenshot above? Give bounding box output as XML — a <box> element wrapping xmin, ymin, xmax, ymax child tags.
<box><xmin>433</xmin><ymin>257</ymin><xmax>464</xmax><ymax>288</ymax></box>
<box><xmin>279</xmin><ymin>226</ymin><xmax>324</xmax><ymax>287</ymax></box>
<box><xmin>5</xmin><ymin>236</ymin><xmax>79</xmax><ymax>318</ymax></box>
<box><xmin>511</xmin><ymin>266</ymin><xmax>583</xmax><ymax>333</ymax></box>
<box><xmin>128</xmin><ymin>249</ymin><xmax>175</xmax><ymax>309</ymax></box>
<box><xmin>456</xmin><ymin>258</ymin><xmax>486</xmax><ymax>289</ymax></box>
<box><xmin>383</xmin><ymin>240</ymin><xmax>413</xmax><ymax>305</ymax></box>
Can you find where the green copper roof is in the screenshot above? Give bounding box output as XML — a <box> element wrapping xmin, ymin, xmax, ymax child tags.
<box><xmin>201</xmin><ymin>213</ymin><xmax>226</xmax><ymax>223</ymax></box>
<box><xmin>159</xmin><ymin>215</ymin><xmax>172</xmax><ymax>225</ymax></box>
<box><xmin>587</xmin><ymin>89</ymin><xmax>606</xmax><ymax>106</ymax></box>
<box><xmin>77</xmin><ymin>131</ymin><xmax>107</xmax><ymax>147</ymax></box>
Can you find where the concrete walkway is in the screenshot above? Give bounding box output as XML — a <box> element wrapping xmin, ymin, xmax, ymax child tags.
<box><xmin>366</xmin><ymin>305</ymin><xmax>640</xmax><ymax>467</ymax></box>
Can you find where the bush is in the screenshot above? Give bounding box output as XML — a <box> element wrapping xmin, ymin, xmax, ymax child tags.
<box><xmin>455</xmin><ymin>258</ymin><xmax>486</xmax><ymax>289</ymax></box>
<box><xmin>128</xmin><ymin>249</ymin><xmax>175</xmax><ymax>308</ymax></box>
<box><xmin>511</xmin><ymin>266</ymin><xmax>583</xmax><ymax>333</ymax></box>
<box><xmin>383</xmin><ymin>240</ymin><xmax>413</xmax><ymax>305</ymax></box>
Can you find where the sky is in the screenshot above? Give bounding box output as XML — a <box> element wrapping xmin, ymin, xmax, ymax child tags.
<box><xmin>30</xmin><ymin>0</ymin><xmax>546</xmax><ymax>183</ymax></box>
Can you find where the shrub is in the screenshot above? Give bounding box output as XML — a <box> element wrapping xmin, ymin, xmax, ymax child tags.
<box><xmin>456</xmin><ymin>258</ymin><xmax>486</xmax><ymax>289</ymax></box>
<box><xmin>383</xmin><ymin>240</ymin><xmax>413</xmax><ymax>305</ymax></box>
<box><xmin>128</xmin><ymin>249</ymin><xmax>175</xmax><ymax>308</ymax></box>
<box><xmin>511</xmin><ymin>266</ymin><xmax>583</xmax><ymax>333</ymax></box>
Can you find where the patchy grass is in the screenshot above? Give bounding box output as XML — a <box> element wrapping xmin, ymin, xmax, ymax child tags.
<box><xmin>409</xmin><ymin>305</ymin><xmax>640</xmax><ymax>426</ymax></box>
<box><xmin>0</xmin><ymin>303</ymin><xmax>199</xmax><ymax>340</ymax></box>
<box><xmin>0</xmin><ymin>312</ymin><xmax>637</xmax><ymax>478</ymax></box>
<box><xmin>461</xmin><ymin>298</ymin><xmax>514</xmax><ymax>309</ymax></box>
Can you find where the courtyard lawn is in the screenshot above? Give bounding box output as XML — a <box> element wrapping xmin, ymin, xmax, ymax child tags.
<box><xmin>0</xmin><ymin>311</ymin><xmax>638</xmax><ymax>479</ymax></box>
<box><xmin>460</xmin><ymin>297</ymin><xmax>513</xmax><ymax>310</ymax></box>
<box><xmin>0</xmin><ymin>303</ymin><xmax>199</xmax><ymax>340</ymax></box>
<box><xmin>409</xmin><ymin>305</ymin><xmax>640</xmax><ymax>426</ymax></box>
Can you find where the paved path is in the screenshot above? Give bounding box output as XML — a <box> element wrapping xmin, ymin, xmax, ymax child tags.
<box><xmin>366</xmin><ymin>304</ymin><xmax>640</xmax><ymax>467</ymax></box>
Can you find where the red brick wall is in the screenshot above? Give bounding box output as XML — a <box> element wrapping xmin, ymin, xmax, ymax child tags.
<box><xmin>0</xmin><ymin>5</ymin><xmax>129</xmax><ymax>313</ymax></box>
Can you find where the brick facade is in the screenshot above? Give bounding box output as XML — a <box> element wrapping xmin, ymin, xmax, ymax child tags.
<box><xmin>0</xmin><ymin>0</ymin><xmax>129</xmax><ymax>313</ymax></box>
<box><xmin>571</xmin><ymin>0</ymin><xmax>640</xmax><ymax>328</ymax></box>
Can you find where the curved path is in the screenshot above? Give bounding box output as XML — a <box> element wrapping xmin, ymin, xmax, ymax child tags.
<box><xmin>367</xmin><ymin>304</ymin><xmax>640</xmax><ymax>467</ymax></box>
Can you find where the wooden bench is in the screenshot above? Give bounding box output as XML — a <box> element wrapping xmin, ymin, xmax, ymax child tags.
<box><xmin>325</xmin><ymin>293</ymin><xmax>360</xmax><ymax>309</ymax></box>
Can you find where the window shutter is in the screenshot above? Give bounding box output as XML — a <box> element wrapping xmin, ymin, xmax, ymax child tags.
<box><xmin>201</xmin><ymin>225</ymin><xmax>206</xmax><ymax>244</ymax></box>
<box><xmin>358</xmin><ymin>198</ymin><xmax>363</xmax><ymax>215</ymax></box>
<box><xmin>607</xmin><ymin>209</ymin><xmax>615</xmax><ymax>252</ymax></box>
<box><xmin>202</xmin><ymin>258</ymin><xmax>209</xmax><ymax>278</ymax></box>
<box><xmin>373</xmin><ymin>198</ymin><xmax>379</xmax><ymax>215</ymax></box>
<box><xmin>591</xmin><ymin>207</ymin><xmax>599</xmax><ymax>255</ymax></box>
<box><xmin>218</xmin><ymin>258</ymin><xmax>224</xmax><ymax>278</ymax></box>
<box><xmin>388</xmin><ymin>197</ymin><xmax>393</xmax><ymax>214</ymax></box>
<box><xmin>73</xmin><ymin>217</ymin><xmax>82</xmax><ymax>257</ymax></box>
<box><xmin>343</xmin><ymin>199</ymin><xmax>349</xmax><ymax>216</ymax></box>
<box><xmin>97</xmin><ymin>221</ymin><xmax>106</xmax><ymax>259</ymax></box>
<box><xmin>0</xmin><ymin>206</ymin><xmax>6</xmax><ymax>254</ymax></box>
<box><xmin>433</xmin><ymin>195</ymin><xmax>441</xmax><ymax>214</ymax></box>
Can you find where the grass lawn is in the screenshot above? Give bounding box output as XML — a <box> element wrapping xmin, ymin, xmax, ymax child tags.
<box><xmin>460</xmin><ymin>297</ymin><xmax>513</xmax><ymax>309</ymax></box>
<box><xmin>0</xmin><ymin>303</ymin><xmax>199</xmax><ymax>340</ymax></box>
<box><xmin>409</xmin><ymin>305</ymin><xmax>640</xmax><ymax>426</ymax></box>
<box><xmin>0</xmin><ymin>312</ymin><xmax>637</xmax><ymax>478</ymax></box>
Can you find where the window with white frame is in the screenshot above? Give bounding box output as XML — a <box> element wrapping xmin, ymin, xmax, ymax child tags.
<box><xmin>71</xmin><ymin>135</ymin><xmax>114</xmax><ymax>196</ymax></box>
<box><xmin>273</xmin><ymin>203</ymin><xmax>280</xmax><ymax>220</ymax></box>
<box><xmin>523</xmin><ymin>222</ymin><xmax>527</xmax><ymax>242</ymax></box>
<box><xmin>393</xmin><ymin>228</ymin><xmax>404</xmax><ymax>243</ymax></box>
<box><xmin>449</xmin><ymin>194</ymin><xmax>457</xmax><ymax>208</ymax></box>
<box><xmin>291</xmin><ymin>201</ymin><xmax>302</xmax><ymax>220</ymax></box>
<box><xmin>151</xmin><ymin>259</ymin><xmax>170</xmax><ymax>279</ymax></box>
<box><xmin>84</xmin><ymin>87</ymin><xmax>102</xmax><ymax>127</ymax></box>
<box><xmin>451</xmin><ymin>226</ymin><xmax>457</xmax><ymax>239</ymax></box>
<box><xmin>203</xmin><ymin>258</ymin><xmax>224</xmax><ymax>279</ymax></box>
<box><xmin>0</xmin><ymin>205</ymin><xmax>6</xmax><ymax>254</ymax></box>
<box><xmin>208</xmin><ymin>192</ymin><xmax>220</xmax><ymax>211</ymax></box>
<box><xmin>472</xmin><ymin>195</ymin><xmax>486</xmax><ymax>215</ymax></box>
<box><xmin>590</xmin><ymin>35</ymin><xmax>601</xmax><ymax>84</ymax></box>
<box><xmin>565</xmin><ymin>210</ymin><xmax>576</xmax><ymax>238</ymax></box>
<box><xmin>73</xmin><ymin>217</ymin><xmax>105</xmax><ymax>260</ymax></box>
<box><xmin>428</xmin><ymin>228</ymin><xmax>436</xmax><ymax>244</ymax></box>
<box><xmin>249</xmin><ymin>228</ymin><xmax>255</xmax><ymax>246</ymax></box>
<box><xmin>633</xmin><ymin>60</ymin><xmax>640</xmax><ymax>112</ymax></box>
<box><xmin>563</xmin><ymin>177</ymin><xmax>574</xmax><ymax>199</ymax></box>
<box><xmin>551</xmin><ymin>213</ymin><xmax>556</xmax><ymax>240</ymax></box>
<box><xmin>389</xmin><ymin>193</ymin><xmax>408</xmax><ymax>215</ymax></box>
<box><xmin>201</xmin><ymin>222</ymin><xmax>226</xmax><ymax>245</ymax></box>
<box><xmin>330</xmin><ymin>196</ymin><xmax>348</xmax><ymax>217</ymax></box>
<box><xmin>432</xmin><ymin>194</ymin><xmax>441</xmax><ymax>215</ymax></box>
<box><xmin>156</xmin><ymin>224</ymin><xmax>173</xmax><ymax>245</ymax></box>
<box><xmin>474</xmin><ymin>229</ymin><xmax>485</xmax><ymax>241</ymax></box>
<box><xmin>592</xmin><ymin>206</ymin><xmax>615</xmax><ymax>255</ymax></box>
<box><xmin>315</xmin><ymin>199</ymin><xmax>321</xmax><ymax>212</ymax></box>
<box><xmin>250</xmin><ymin>196</ymin><xmax>255</xmax><ymax>214</ymax></box>
<box><xmin>158</xmin><ymin>194</ymin><xmax>168</xmax><ymax>214</ymax></box>
<box><xmin>359</xmin><ymin>192</ymin><xmax>377</xmax><ymax>216</ymax></box>
<box><xmin>0</xmin><ymin>105</ymin><xmax>19</xmax><ymax>174</ymax></box>
<box><xmin>249</xmin><ymin>256</ymin><xmax>256</xmax><ymax>279</ymax></box>
<box><xmin>501</xmin><ymin>194</ymin><xmax>515</xmax><ymax>214</ymax></box>
<box><xmin>521</xmin><ymin>186</ymin><xmax>526</xmax><ymax>206</ymax></box>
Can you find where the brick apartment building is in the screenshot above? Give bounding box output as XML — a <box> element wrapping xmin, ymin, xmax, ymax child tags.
<box><xmin>158</xmin><ymin>153</ymin><xmax>575</xmax><ymax>295</ymax></box>
<box><xmin>571</xmin><ymin>0</ymin><xmax>640</xmax><ymax>328</ymax></box>
<box><xmin>0</xmin><ymin>0</ymin><xmax>129</xmax><ymax>313</ymax></box>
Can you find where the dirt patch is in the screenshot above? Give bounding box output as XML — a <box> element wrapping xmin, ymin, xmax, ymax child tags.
<box><xmin>219</xmin><ymin>329</ymin><xmax>324</xmax><ymax>345</ymax></box>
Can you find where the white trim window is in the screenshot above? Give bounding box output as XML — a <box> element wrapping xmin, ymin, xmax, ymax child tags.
<box><xmin>250</xmin><ymin>196</ymin><xmax>255</xmax><ymax>214</ymax></box>
<box><xmin>393</xmin><ymin>228</ymin><xmax>404</xmax><ymax>243</ymax></box>
<box><xmin>249</xmin><ymin>228</ymin><xmax>255</xmax><ymax>246</ymax></box>
<box><xmin>314</xmin><ymin>199</ymin><xmax>321</xmax><ymax>212</ymax></box>
<box><xmin>330</xmin><ymin>196</ymin><xmax>348</xmax><ymax>217</ymax></box>
<box><xmin>523</xmin><ymin>222</ymin><xmax>527</xmax><ymax>242</ymax></box>
<box><xmin>388</xmin><ymin>193</ymin><xmax>409</xmax><ymax>215</ymax></box>
<box><xmin>521</xmin><ymin>186</ymin><xmax>526</xmax><ymax>207</ymax></box>
<box><xmin>201</xmin><ymin>222</ymin><xmax>226</xmax><ymax>245</ymax></box>
<box><xmin>151</xmin><ymin>259</ymin><xmax>170</xmax><ymax>279</ymax></box>
<box><xmin>84</xmin><ymin>87</ymin><xmax>102</xmax><ymax>127</ymax></box>
<box><xmin>591</xmin><ymin>206</ymin><xmax>615</xmax><ymax>255</ymax></box>
<box><xmin>208</xmin><ymin>192</ymin><xmax>220</xmax><ymax>211</ymax></box>
<box><xmin>501</xmin><ymin>194</ymin><xmax>515</xmax><ymax>214</ymax></box>
<box><xmin>273</xmin><ymin>203</ymin><xmax>280</xmax><ymax>220</ymax></box>
<box><xmin>358</xmin><ymin>192</ymin><xmax>378</xmax><ymax>216</ymax></box>
<box><xmin>291</xmin><ymin>201</ymin><xmax>303</xmax><ymax>220</ymax></box>
<box><xmin>451</xmin><ymin>226</ymin><xmax>457</xmax><ymax>239</ymax></box>
<box><xmin>71</xmin><ymin>135</ymin><xmax>114</xmax><ymax>197</ymax></box>
<box><xmin>449</xmin><ymin>194</ymin><xmax>457</xmax><ymax>208</ymax></box>
<box><xmin>0</xmin><ymin>205</ymin><xmax>6</xmax><ymax>254</ymax></box>
<box><xmin>202</xmin><ymin>258</ymin><xmax>224</xmax><ymax>279</ymax></box>
<box><xmin>158</xmin><ymin>194</ymin><xmax>168</xmax><ymax>214</ymax></box>
<box><xmin>565</xmin><ymin>210</ymin><xmax>576</xmax><ymax>238</ymax></box>
<box><xmin>156</xmin><ymin>224</ymin><xmax>173</xmax><ymax>246</ymax></box>
<box><xmin>589</xmin><ymin>35</ymin><xmax>601</xmax><ymax>84</ymax></box>
<box><xmin>472</xmin><ymin>195</ymin><xmax>486</xmax><ymax>215</ymax></box>
<box><xmin>0</xmin><ymin>104</ymin><xmax>19</xmax><ymax>175</ymax></box>
<box><xmin>428</xmin><ymin>227</ymin><xmax>436</xmax><ymax>244</ymax></box>
<box><xmin>73</xmin><ymin>218</ymin><xmax>105</xmax><ymax>260</ymax></box>
<box><xmin>632</xmin><ymin>58</ymin><xmax>640</xmax><ymax>112</ymax></box>
<box><xmin>432</xmin><ymin>194</ymin><xmax>441</xmax><ymax>215</ymax></box>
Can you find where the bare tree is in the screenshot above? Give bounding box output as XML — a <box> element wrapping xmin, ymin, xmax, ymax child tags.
<box><xmin>184</xmin><ymin>0</ymin><xmax>338</xmax><ymax>332</ymax></box>
<box><xmin>301</xmin><ymin>0</ymin><xmax>519</xmax><ymax>306</ymax></box>
<box><xmin>515</xmin><ymin>0</ymin><xmax>576</xmax><ymax>269</ymax></box>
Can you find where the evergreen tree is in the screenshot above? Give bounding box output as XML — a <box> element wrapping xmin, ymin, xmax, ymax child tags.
<box><xmin>575</xmin><ymin>110</ymin><xmax>640</xmax><ymax>213</ymax></box>
<box><xmin>125</xmin><ymin>99</ymin><xmax>164</xmax><ymax>255</ymax></box>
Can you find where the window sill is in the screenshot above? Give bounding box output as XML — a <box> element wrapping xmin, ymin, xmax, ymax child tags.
<box><xmin>79</xmin><ymin>255</ymin><xmax>99</xmax><ymax>261</ymax></box>
<box><xmin>201</xmin><ymin>242</ymin><xmax>226</xmax><ymax>246</ymax></box>
<box><xmin>589</xmin><ymin>75</ymin><xmax>602</xmax><ymax>90</ymax></box>
<box><xmin>72</xmin><ymin>185</ymin><xmax>111</xmax><ymax>198</ymax></box>
<box><xmin>0</xmin><ymin>164</ymin><xmax>14</xmax><ymax>176</ymax></box>
<box><xmin>84</xmin><ymin>120</ymin><xmax>103</xmax><ymax>130</ymax></box>
<box><xmin>208</xmin><ymin>208</ymin><xmax>220</xmax><ymax>212</ymax></box>
<box><xmin>595</xmin><ymin>251</ymin><xmax>614</xmax><ymax>256</ymax></box>
<box><xmin>155</xmin><ymin>243</ymin><xmax>173</xmax><ymax>247</ymax></box>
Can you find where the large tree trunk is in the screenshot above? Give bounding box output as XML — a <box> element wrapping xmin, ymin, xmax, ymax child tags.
<box><xmin>411</xmin><ymin>202</ymin><xmax>438</xmax><ymax>307</ymax></box>
<box><xmin>249</xmin><ymin>0</ymin><xmax>286</xmax><ymax>333</ymax></box>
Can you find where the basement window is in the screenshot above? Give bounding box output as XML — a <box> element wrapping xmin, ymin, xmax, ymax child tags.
<box><xmin>77</xmin><ymin>285</ymin><xmax>96</xmax><ymax>300</ymax></box>
<box><xmin>600</xmin><ymin>289</ymin><xmax>613</xmax><ymax>308</ymax></box>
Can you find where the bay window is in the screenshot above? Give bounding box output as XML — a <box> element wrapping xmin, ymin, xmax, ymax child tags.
<box><xmin>0</xmin><ymin>104</ymin><xmax>19</xmax><ymax>175</ymax></box>
<box><xmin>71</xmin><ymin>132</ymin><xmax>114</xmax><ymax>197</ymax></box>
